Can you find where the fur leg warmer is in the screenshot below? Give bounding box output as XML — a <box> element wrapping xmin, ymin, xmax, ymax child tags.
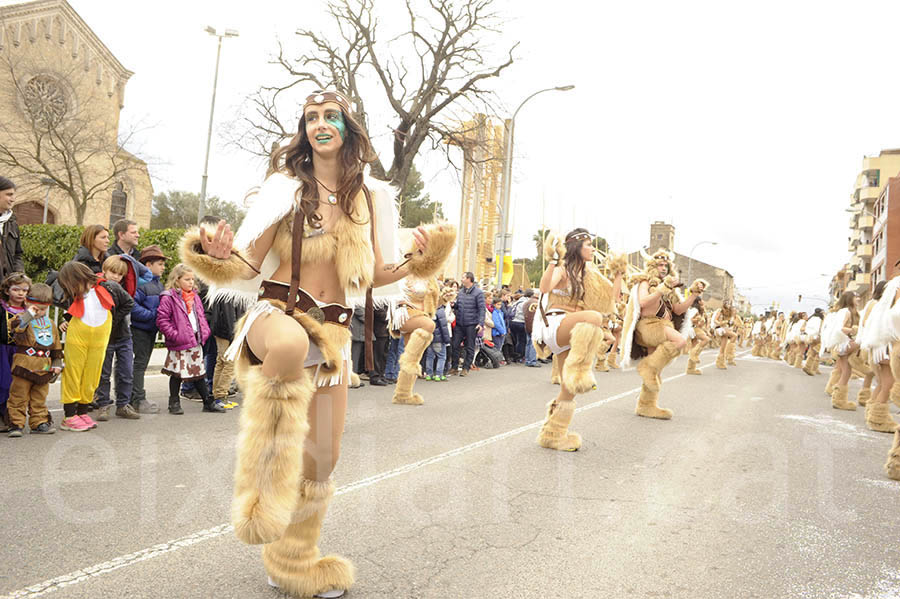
<box><xmin>637</xmin><ymin>341</ymin><xmax>680</xmax><ymax>392</ymax></box>
<box><xmin>866</xmin><ymin>402</ymin><xmax>898</xmax><ymax>433</ymax></box>
<box><xmin>551</xmin><ymin>354</ymin><xmax>561</xmax><ymax>385</ymax></box>
<box><xmin>825</xmin><ymin>369</ymin><xmax>840</xmax><ymax>396</ymax></box>
<box><xmin>607</xmin><ymin>351</ymin><xmax>620</xmax><ymax>369</ymax></box>
<box><xmin>392</xmin><ymin>329</ymin><xmax>432</xmax><ymax>405</ymax></box>
<box><xmin>715</xmin><ymin>344</ymin><xmax>727</xmax><ymax>370</ymax></box>
<box><xmin>536</xmin><ymin>398</ymin><xmax>581</xmax><ymax>451</ymax></box>
<box><xmin>232</xmin><ymin>365</ymin><xmax>315</xmax><ymax>545</ymax></box>
<box><xmin>262</xmin><ymin>478</ymin><xmax>355</xmax><ymax>597</ymax></box>
<box><xmin>831</xmin><ymin>385</ymin><xmax>857</xmax><ymax>411</ymax></box>
<box><xmin>726</xmin><ymin>340</ymin><xmax>737</xmax><ymax>366</ymax></box>
<box><xmin>686</xmin><ymin>358</ymin><xmax>701</xmax><ymax>375</ymax></box>
<box><xmin>803</xmin><ymin>351</ymin><xmax>817</xmax><ymax>376</ymax></box>
<box><xmin>635</xmin><ymin>384</ymin><xmax>673</xmax><ymax>420</ymax></box>
<box><xmin>402</xmin><ymin>224</ymin><xmax>457</xmax><ymax>278</ymax></box>
<box><xmin>885</xmin><ymin>429</ymin><xmax>900</xmax><ymax>480</ymax></box>
<box><xmin>562</xmin><ymin>323</ymin><xmax>604</xmax><ymax>395</ymax></box>
<box><xmin>856</xmin><ymin>387</ymin><xmax>872</xmax><ymax>407</ymax></box>
<box><xmin>595</xmin><ymin>342</ymin><xmax>610</xmax><ymax>372</ymax></box>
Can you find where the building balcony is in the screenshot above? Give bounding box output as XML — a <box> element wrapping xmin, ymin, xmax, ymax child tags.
<box><xmin>858</xmin><ymin>215</ymin><xmax>875</xmax><ymax>229</ymax></box>
<box><xmin>854</xmin><ymin>272</ymin><xmax>872</xmax><ymax>287</ymax></box>
<box><xmin>860</xmin><ymin>186</ymin><xmax>880</xmax><ymax>202</ymax></box>
<box><xmin>857</xmin><ymin>244</ymin><xmax>873</xmax><ymax>258</ymax></box>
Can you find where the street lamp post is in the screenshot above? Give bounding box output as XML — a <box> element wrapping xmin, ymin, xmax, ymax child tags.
<box><xmin>495</xmin><ymin>84</ymin><xmax>575</xmax><ymax>289</ymax></box>
<box><xmin>40</xmin><ymin>177</ymin><xmax>54</xmax><ymax>224</ymax></box>
<box><xmin>686</xmin><ymin>240</ymin><xmax>718</xmax><ymax>288</ymax></box>
<box><xmin>197</xmin><ymin>26</ymin><xmax>238</xmax><ymax>224</ymax></box>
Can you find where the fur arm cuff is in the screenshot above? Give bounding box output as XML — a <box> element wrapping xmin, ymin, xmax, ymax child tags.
<box><xmin>179</xmin><ymin>227</ymin><xmax>257</xmax><ymax>286</ymax></box>
<box><xmin>606</xmin><ymin>253</ymin><xmax>628</xmax><ymax>277</ymax></box>
<box><xmin>403</xmin><ymin>224</ymin><xmax>457</xmax><ymax>279</ymax></box>
<box><xmin>543</xmin><ymin>232</ymin><xmax>564</xmax><ymax>264</ymax></box>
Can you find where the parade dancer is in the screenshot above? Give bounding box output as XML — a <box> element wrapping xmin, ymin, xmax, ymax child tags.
<box><xmin>621</xmin><ymin>249</ymin><xmax>692</xmax><ymax>420</ymax></box>
<box><xmin>532</xmin><ymin>229</ymin><xmax>621</xmax><ymax>451</ymax></box>
<box><xmin>784</xmin><ymin>313</ymin><xmax>803</xmax><ymax>368</ymax></box>
<box><xmin>680</xmin><ymin>279</ymin><xmax>709</xmax><ymax>375</ymax></box>
<box><xmin>750</xmin><ymin>314</ymin><xmax>765</xmax><ymax>357</ymax></box>
<box><xmin>820</xmin><ymin>291</ymin><xmax>860</xmax><ymax>411</ymax></box>
<box><xmin>803</xmin><ymin>308</ymin><xmax>823</xmax><ymax>376</ymax></box>
<box><xmin>712</xmin><ymin>299</ymin><xmax>738</xmax><ymax>370</ymax></box>
<box><xmin>856</xmin><ymin>280</ymin><xmax>896</xmax><ymax>432</ymax></box>
<box><xmin>181</xmin><ymin>90</ymin><xmax>451</xmax><ymax>598</ymax></box>
<box><xmin>853</xmin><ymin>287</ymin><xmax>884</xmax><ymax>408</ymax></box>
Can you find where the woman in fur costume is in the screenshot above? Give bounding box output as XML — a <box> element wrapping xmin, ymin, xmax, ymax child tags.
<box><xmin>802</xmin><ymin>308</ymin><xmax>824</xmax><ymax>375</ymax></box>
<box><xmin>850</xmin><ymin>286</ymin><xmax>885</xmax><ymax>408</ymax></box>
<box><xmin>181</xmin><ymin>90</ymin><xmax>455</xmax><ymax>598</ymax></box>
<box><xmin>711</xmin><ymin>299</ymin><xmax>738</xmax><ymax>370</ymax></box>
<box><xmin>532</xmin><ymin>229</ymin><xmax>622</xmax><ymax>451</ymax></box>
<box><xmin>820</xmin><ymin>291</ymin><xmax>861</xmax><ymax>411</ymax></box>
<box><xmin>856</xmin><ymin>280</ymin><xmax>897</xmax><ymax>432</ymax></box>
<box><xmin>681</xmin><ymin>279</ymin><xmax>709</xmax><ymax>375</ymax></box>
<box><xmin>621</xmin><ymin>249</ymin><xmax>693</xmax><ymax>419</ymax></box>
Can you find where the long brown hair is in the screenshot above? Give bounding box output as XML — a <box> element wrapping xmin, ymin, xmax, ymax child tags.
<box><xmin>80</xmin><ymin>224</ymin><xmax>108</xmax><ymax>260</ymax></box>
<box><xmin>563</xmin><ymin>228</ymin><xmax>591</xmax><ymax>301</ymax></box>
<box><xmin>269</xmin><ymin>103</ymin><xmax>377</xmax><ymax>231</ymax></box>
<box><xmin>57</xmin><ymin>261</ymin><xmax>97</xmax><ymax>300</ymax></box>
<box><xmin>834</xmin><ymin>290</ymin><xmax>860</xmax><ymax>325</ymax></box>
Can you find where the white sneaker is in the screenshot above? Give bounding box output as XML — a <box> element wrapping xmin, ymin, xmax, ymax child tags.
<box><xmin>267</xmin><ymin>577</ymin><xmax>344</xmax><ymax>598</ymax></box>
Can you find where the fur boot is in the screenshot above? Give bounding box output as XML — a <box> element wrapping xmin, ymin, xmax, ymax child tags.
<box><xmin>562</xmin><ymin>323</ymin><xmax>604</xmax><ymax>394</ymax></box>
<box><xmin>635</xmin><ymin>384</ymin><xmax>673</xmax><ymax>420</ymax></box>
<box><xmin>262</xmin><ymin>478</ymin><xmax>355</xmax><ymax>597</ymax></box>
<box><xmin>856</xmin><ymin>387</ymin><xmax>872</xmax><ymax>407</ymax></box>
<box><xmin>595</xmin><ymin>344</ymin><xmax>610</xmax><ymax>372</ymax></box>
<box><xmin>825</xmin><ymin>369</ymin><xmax>840</xmax><ymax>396</ymax></box>
<box><xmin>551</xmin><ymin>354</ymin><xmax>560</xmax><ymax>385</ymax></box>
<box><xmin>686</xmin><ymin>342</ymin><xmax>702</xmax><ymax>375</ymax></box>
<box><xmin>392</xmin><ymin>329</ymin><xmax>432</xmax><ymax>405</ymax></box>
<box><xmin>715</xmin><ymin>344</ymin><xmax>727</xmax><ymax>369</ymax></box>
<box><xmin>793</xmin><ymin>349</ymin><xmax>804</xmax><ymax>369</ymax></box>
<box><xmin>726</xmin><ymin>340</ymin><xmax>737</xmax><ymax>366</ymax></box>
<box><xmin>866</xmin><ymin>402</ymin><xmax>898</xmax><ymax>433</ymax></box>
<box><xmin>885</xmin><ymin>429</ymin><xmax>900</xmax><ymax>480</ymax></box>
<box><xmin>536</xmin><ymin>398</ymin><xmax>581</xmax><ymax>451</ymax></box>
<box><xmin>637</xmin><ymin>341</ymin><xmax>680</xmax><ymax>392</ymax></box>
<box><xmin>831</xmin><ymin>384</ymin><xmax>857</xmax><ymax>411</ymax></box>
<box><xmin>803</xmin><ymin>351</ymin><xmax>817</xmax><ymax>376</ymax></box>
<box><xmin>607</xmin><ymin>350</ymin><xmax>620</xmax><ymax>369</ymax></box>
<box><xmin>232</xmin><ymin>365</ymin><xmax>315</xmax><ymax>546</ymax></box>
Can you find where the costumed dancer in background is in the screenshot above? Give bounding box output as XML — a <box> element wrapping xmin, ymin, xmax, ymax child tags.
<box><xmin>680</xmin><ymin>279</ymin><xmax>709</xmax><ymax>376</ymax></box>
<box><xmin>857</xmin><ymin>280</ymin><xmax>897</xmax><ymax>433</ymax></box>
<box><xmin>784</xmin><ymin>313</ymin><xmax>803</xmax><ymax>368</ymax></box>
<box><xmin>180</xmin><ymin>90</ymin><xmax>451</xmax><ymax>598</ymax></box>
<box><xmin>803</xmin><ymin>308</ymin><xmax>824</xmax><ymax>376</ymax></box>
<box><xmin>532</xmin><ymin>229</ymin><xmax>621</xmax><ymax>451</ymax></box>
<box><xmin>852</xmin><ymin>286</ymin><xmax>884</xmax><ymax>408</ymax></box>
<box><xmin>712</xmin><ymin>299</ymin><xmax>738</xmax><ymax>370</ymax></box>
<box><xmin>750</xmin><ymin>314</ymin><xmax>765</xmax><ymax>357</ymax></box>
<box><xmin>728</xmin><ymin>311</ymin><xmax>743</xmax><ymax>365</ymax></box>
<box><xmin>607</xmin><ymin>297</ymin><xmax>626</xmax><ymax>369</ymax></box>
<box><xmin>388</xmin><ymin>246</ymin><xmax>455</xmax><ymax>405</ymax></box>
<box><xmin>621</xmin><ymin>249</ymin><xmax>692</xmax><ymax>420</ymax></box>
<box><xmin>820</xmin><ymin>291</ymin><xmax>860</xmax><ymax>411</ymax></box>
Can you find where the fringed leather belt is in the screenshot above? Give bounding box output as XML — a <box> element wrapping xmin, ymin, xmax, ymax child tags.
<box><xmin>259</xmin><ymin>280</ymin><xmax>352</xmax><ymax>328</ymax></box>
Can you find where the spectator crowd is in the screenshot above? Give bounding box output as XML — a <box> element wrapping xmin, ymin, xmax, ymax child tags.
<box><xmin>0</xmin><ymin>175</ymin><xmax>547</xmax><ymax>437</ymax></box>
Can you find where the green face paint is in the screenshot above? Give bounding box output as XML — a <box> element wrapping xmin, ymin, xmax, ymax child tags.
<box><xmin>325</xmin><ymin>111</ymin><xmax>347</xmax><ymax>140</ymax></box>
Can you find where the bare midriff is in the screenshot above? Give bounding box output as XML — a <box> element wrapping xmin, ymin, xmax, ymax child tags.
<box><xmin>269</xmin><ymin>260</ymin><xmax>346</xmax><ymax>305</ymax></box>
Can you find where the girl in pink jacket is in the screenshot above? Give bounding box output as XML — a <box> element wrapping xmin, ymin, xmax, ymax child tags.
<box><xmin>156</xmin><ymin>264</ymin><xmax>223</xmax><ymax>415</ymax></box>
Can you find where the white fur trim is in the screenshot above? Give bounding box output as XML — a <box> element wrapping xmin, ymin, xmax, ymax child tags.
<box><xmin>621</xmin><ymin>284</ymin><xmax>641</xmax><ymax>368</ymax></box>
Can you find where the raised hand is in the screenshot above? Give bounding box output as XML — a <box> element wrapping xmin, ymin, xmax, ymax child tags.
<box><xmin>199</xmin><ymin>220</ymin><xmax>234</xmax><ymax>260</ymax></box>
<box><xmin>412</xmin><ymin>226</ymin><xmax>430</xmax><ymax>253</ymax></box>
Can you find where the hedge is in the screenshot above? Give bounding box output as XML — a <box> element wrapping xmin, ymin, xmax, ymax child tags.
<box><xmin>21</xmin><ymin>224</ymin><xmax>186</xmax><ymax>285</ymax></box>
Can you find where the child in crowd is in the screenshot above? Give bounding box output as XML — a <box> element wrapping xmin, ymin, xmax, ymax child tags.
<box><xmin>156</xmin><ymin>264</ymin><xmax>222</xmax><ymax>414</ymax></box>
<box><xmin>0</xmin><ymin>273</ymin><xmax>29</xmax><ymax>431</ymax></box>
<box><xmin>93</xmin><ymin>256</ymin><xmax>138</xmax><ymax>421</ymax></box>
<box><xmin>130</xmin><ymin>245</ymin><xmax>168</xmax><ymax>414</ymax></box>
<box><xmin>7</xmin><ymin>284</ymin><xmax>62</xmax><ymax>437</ymax></box>
<box><xmin>424</xmin><ymin>287</ymin><xmax>453</xmax><ymax>381</ymax></box>
<box><xmin>57</xmin><ymin>261</ymin><xmax>118</xmax><ymax>431</ymax></box>
<box><xmin>491</xmin><ymin>297</ymin><xmax>508</xmax><ymax>363</ymax></box>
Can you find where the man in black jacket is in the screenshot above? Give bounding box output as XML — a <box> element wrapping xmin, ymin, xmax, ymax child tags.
<box><xmin>109</xmin><ymin>219</ymin><xmax>141</xmax><ymax>260</ymax></box>
<box><xmin>450</xmin><ymin>272</ymin><xmax>485</xmax><ymax>376</ymax></box>
<box><xmin>0</xmin><ymin>177</ymin><xmax>26</xmax><ymax>278</ymax></box>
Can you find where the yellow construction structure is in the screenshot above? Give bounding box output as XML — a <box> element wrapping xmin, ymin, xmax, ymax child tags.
<box><xmin>449</xmin><ymin>114</ymin><xmax>506</xmax><ymax>283</ymax></box>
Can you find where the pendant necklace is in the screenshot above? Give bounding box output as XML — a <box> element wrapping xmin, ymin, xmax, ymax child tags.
<box><xmin>312</xmin><ymin>176</ymin><xmax>338</xmax><ymax>205</ymax></box>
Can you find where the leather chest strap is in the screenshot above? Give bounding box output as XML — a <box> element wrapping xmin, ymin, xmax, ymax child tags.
<box><xmin>285</xmin><ymin>209</ymin><xmax>304</xmax><ymax>316</ymax></box>
<box><xmin>363</xmin><ymin>185</ymin><xmax>376</xmax><ymax>373</ymax></box>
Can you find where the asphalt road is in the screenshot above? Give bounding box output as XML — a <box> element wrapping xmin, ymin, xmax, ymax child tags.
<box><xmin>3</xmin><ymin>348</ymin><xmax>900</xmax><ymax>599</ymax></box>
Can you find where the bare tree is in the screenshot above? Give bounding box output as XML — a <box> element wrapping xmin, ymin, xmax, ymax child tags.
<box><xmin>0</xmin><ymin>51</ymin><xmax>150</xmax><ymax>225</ymax></box>
<box><xmin>228</xmin><ymin>0</ymin><xmax>516</xmax><ymax>191</ymax></box>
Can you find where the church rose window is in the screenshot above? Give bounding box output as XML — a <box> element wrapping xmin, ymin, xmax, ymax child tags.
<box><xmin>21</xmin><ymin>74</ymin><xmax>69</xmax><ymax>129</ymax></box>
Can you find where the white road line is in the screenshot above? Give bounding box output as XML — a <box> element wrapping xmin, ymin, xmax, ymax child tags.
<box><xmin>3</xmin><ymin>351</ymin><xmax>749</xmax><ymax>599</ymax></box>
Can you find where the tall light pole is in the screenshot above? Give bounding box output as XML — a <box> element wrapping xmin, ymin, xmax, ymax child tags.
<box><xmin>496</xmin><ymin>84</ymin><xmax>575</xmax><ymax>289</ymax></box>
<box><xmin>197</xmin><ymin>26</ymin><xmax>238</xmax><ymax>224</ymax></box>
<box><xmin>686</xmin><ymin>240</ymin><xmax>718</xmax><ymax>288</ymax></box>
<box><xmin>39</xmin><ymin>177</ymin><xmax>54</xmax><ymax>224</ymax></box>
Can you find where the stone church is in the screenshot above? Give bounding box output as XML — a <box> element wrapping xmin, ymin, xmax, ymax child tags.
<box><xmin>0</xmin><ymin>0</ymin><xmax>152</xmax><ymax>227</ymax></box>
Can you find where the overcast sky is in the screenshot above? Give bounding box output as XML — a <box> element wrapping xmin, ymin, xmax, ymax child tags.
<box><xmin>65</xmin><ymin>0</ymin><xmax>900</xmax><ymax>313</ymax></box>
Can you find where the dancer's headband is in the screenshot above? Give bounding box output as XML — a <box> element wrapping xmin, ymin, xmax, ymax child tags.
<box><xmin>303</xmin><ymin>90</ymin><xmax>351</xmax><ymax>113</ymax></box>
<box><xmin>565</xmin><ymin>231</ymin><xmax>594</xmax><ymax>243</ymax></box>
<box><xmin>26</xmin><ymin>297</ymin><xmax>51</xmax><ymax>306</ymax></box>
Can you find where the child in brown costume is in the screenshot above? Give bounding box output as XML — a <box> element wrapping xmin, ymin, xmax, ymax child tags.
<box><xmin>6</xmin><ymin>284</ymin><xmax>62</xmax><ymax>437</ymax></box>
